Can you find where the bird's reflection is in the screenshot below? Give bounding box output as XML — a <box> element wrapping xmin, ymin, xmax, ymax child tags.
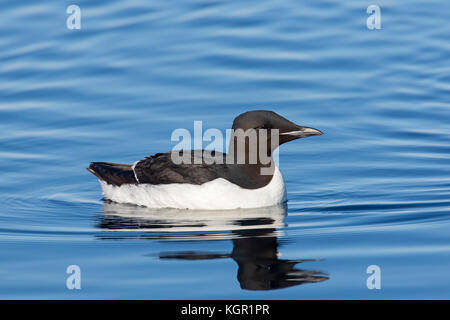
<box><xmin>98</xmin><ymin>201</ymin><xmax>329</xmax><ymax>290</ymax></box>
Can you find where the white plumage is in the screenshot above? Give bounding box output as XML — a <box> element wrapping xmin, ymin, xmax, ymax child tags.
<box><xmin>99</xmin><ymin>165</ymin><xmax>286</xmax><ymax>210</ymax></box>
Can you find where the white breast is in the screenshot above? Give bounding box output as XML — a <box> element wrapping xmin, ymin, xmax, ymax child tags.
<box><xmin>99</xmin><ymin>165</ymin><xmax>287</xmax><ymax>210</ymax></box>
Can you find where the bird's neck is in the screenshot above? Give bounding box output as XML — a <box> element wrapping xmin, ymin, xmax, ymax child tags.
<box><xmin>227</xmin><ymin>131</ymin><xmax>276</xmax><ymax>168</ymax></box>
<box><xmin>226</xmin><ymin>132</ymin><xmax>276</xmax><ymax>184</ymax></box>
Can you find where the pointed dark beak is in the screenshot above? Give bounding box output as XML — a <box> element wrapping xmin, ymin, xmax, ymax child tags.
<box><xmin>280</xmin><ymin>126</ymin><xmax>323</xmax><ymax>139</ymax></box>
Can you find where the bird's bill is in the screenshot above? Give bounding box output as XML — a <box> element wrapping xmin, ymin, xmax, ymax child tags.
<box><xmin>280</xmin><ymin>126</ymin><xmax>323</xmax><ymax>138</ymax></box>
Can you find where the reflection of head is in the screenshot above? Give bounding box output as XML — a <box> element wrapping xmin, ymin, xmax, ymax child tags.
<box><xmin>159</xmin><ymin>229</ymin><xmax>328</xmax><ymax>291</ymax></box>
<box><xmin>232</xmin><ymin>229</ymin><xmax>328</xmax><ymax>290</ymax></box>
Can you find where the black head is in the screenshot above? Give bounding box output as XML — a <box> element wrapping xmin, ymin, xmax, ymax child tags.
<box><xmin>232</xmin><ymin>110</ymin><xmax>323</xmax><ymax>147</ymax></box>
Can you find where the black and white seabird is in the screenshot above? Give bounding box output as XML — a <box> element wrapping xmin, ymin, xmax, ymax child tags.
<box><xmin>88</xmin><ymin>110</ymin><xmax>322</xmax><ymax>209</ymax></box>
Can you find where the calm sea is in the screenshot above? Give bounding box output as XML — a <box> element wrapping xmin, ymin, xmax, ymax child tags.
<box><xmin>1</xmin><ymin>0</ymin><xmax>449</xmax><ymax>298</ymax></box>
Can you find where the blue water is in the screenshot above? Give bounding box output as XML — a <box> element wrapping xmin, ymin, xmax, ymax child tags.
<box><xmin>1</xmin><ymin>0</ymin><xmax>450</xmax><ymax>299</ymax></box>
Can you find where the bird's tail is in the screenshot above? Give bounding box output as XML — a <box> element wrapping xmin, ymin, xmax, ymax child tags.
<box><xmin>87</xmin><ymin>162</ymin><xmax>137</xmax><ymax>186</ymax></box>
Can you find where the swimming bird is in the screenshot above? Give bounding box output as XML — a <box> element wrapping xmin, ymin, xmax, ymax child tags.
<box><xmin>88</xmin><ymin>110</ymin><xmax>322</xmax><ymax>209</ymax></box>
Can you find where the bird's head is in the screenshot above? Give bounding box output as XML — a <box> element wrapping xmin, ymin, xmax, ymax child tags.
<box><xmin>231</xmin><ymin>110</ymin><xmax>323</xmax><ymax>151</ymax></box>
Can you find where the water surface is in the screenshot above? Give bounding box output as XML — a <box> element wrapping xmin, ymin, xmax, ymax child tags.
<box><xmin>1</xmin><ymin>0</ymin><xmax>450</xmax><ymax>299</ymax></box>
